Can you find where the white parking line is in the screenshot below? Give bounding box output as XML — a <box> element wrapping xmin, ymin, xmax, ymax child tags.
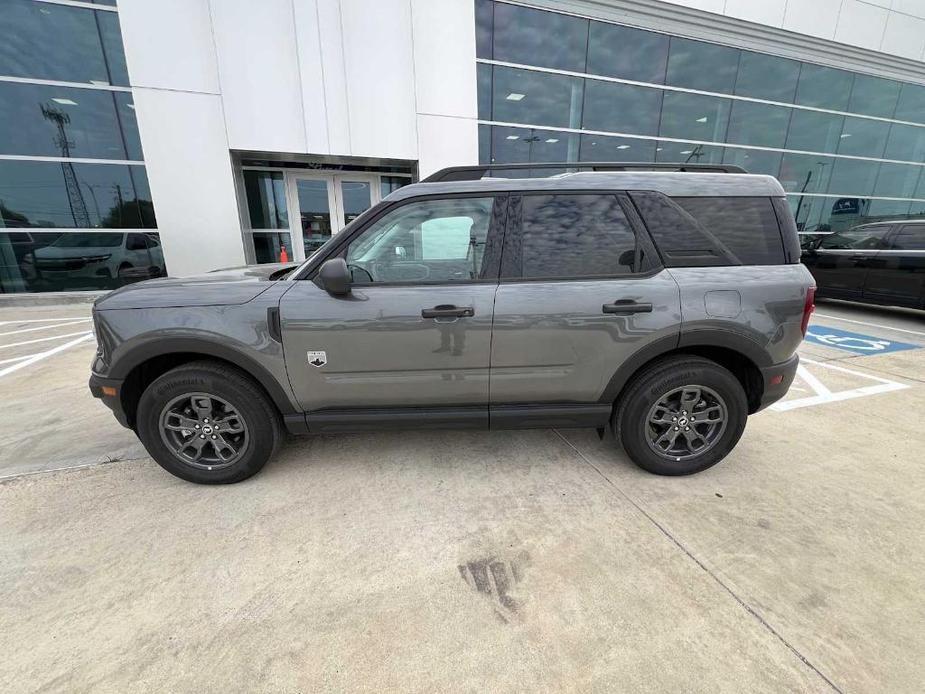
<box><xmin>0</xmin><ymin>334</ymin><xmax>94</xmax><ymax>379</ymax></box>
<box><xmin>813</xmin><ymin>313</ymin><xmax>925</xmax><ymax>339</ymax></box>
<box><xmin>0</xmin><ymin>354</ymin><xmax>33</xmax><ymax>366</ymax></box>
<box><xmin>0</xmin><ymin>317</ymin><xmax>90</xmax><ymax>325</ymax></box>
<box><xmin>770</xmin><ymin>357</ymin><xmax>909</xmax><ymax>412</ymax></box>
<box><xmin>0</xmin><ymin>319</ymin><xmax>91</xmax><ymax>337</ymax></box>
<box><xmin>0</xmin><ymin>330</ymin><xmax>92</xmax><ymax>350</ymax></box>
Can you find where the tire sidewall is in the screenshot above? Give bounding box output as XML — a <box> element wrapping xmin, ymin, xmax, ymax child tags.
<box><xmin>619</xmin><ymin>361</ymin><xmax>747</xmax><ymax>476</ymax></box>
<box><xmin>137</xmin><ymin>367</ymin><xmax>275</xmax><ymax>484</ymax></box>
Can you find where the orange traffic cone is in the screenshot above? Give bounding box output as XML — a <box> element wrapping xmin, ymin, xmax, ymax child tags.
<box><xmin>279</xmin><ymin>245</ymin><xmax>289</xmax><ymax>263</ymax></box>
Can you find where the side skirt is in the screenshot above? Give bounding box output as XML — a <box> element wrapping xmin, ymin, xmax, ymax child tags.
<box><xmin>286</xmin><ymin>404</ymin><xmax>612</xmax><ymax>435</ymax></box>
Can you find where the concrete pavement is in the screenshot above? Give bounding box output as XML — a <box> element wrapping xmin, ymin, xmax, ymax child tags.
<box><xmin>1</xmin><ymin>300</ymin><xmax>923</xmax><ymax>692</ymax></box>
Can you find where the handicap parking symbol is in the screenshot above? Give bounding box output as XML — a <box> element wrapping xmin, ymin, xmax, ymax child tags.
<box><xmin>804</xmin><ymin>325</ymin><xmax>921</xmax><ymax>356</ymax></box>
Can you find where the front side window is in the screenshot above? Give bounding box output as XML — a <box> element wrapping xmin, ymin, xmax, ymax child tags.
<box><xmin>817</xmin><ymin>226</ymin><xmax>890</xmax><ymax>250</ymax></box>
<box><xmin>345</xmin><ymin>197</ymin><xmax>495</xmax><ymax>284</ymax></box>
<box><xmin>513</xmin><ymin>194</ymin><xmax>638</xmax><ymax>279</ymax></box>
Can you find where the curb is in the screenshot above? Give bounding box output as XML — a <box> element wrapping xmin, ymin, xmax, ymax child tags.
<box><xmin>0</xmin><ymin>291</ymin><xmax>106</xmax><ymax>308</ymax></box>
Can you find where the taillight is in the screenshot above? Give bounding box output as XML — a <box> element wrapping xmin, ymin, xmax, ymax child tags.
<box><xmin>800</xmin><ymin>286</ymin><xmax>816</xmax><ymax>337</ymax></box>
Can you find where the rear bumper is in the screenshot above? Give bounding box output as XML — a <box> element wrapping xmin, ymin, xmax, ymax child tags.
<box><xmin>88</xmin><ymin>373</ymin><xmax>131</xmax><ymax>428</ymax></box>
<box><xmin>755</xmin><ymin>353</ymin><xmax>800</xmax><ymax>412</ymax></box>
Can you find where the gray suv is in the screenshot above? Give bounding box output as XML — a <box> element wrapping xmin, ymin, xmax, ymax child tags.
<box><xmin>89</xmin><ymin>163</ymin><xmax>815</xmax><ymax>484</ymax></box>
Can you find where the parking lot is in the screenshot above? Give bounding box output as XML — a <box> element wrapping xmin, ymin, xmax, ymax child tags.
<box><xmin>1</xmin><ymin>300</ymin><xmax>923</xmax><ymax>693</ymax></box>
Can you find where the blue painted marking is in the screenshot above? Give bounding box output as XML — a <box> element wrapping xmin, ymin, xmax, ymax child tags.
<box><xmin>804</xmin><ymin>325</ymin><xmax>921</xmax><ymax>355</ymax></box>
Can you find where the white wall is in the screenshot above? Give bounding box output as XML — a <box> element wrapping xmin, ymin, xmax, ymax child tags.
<box><xmin>130</xmin><ymin>89</ymin><xmax>246</xmax><ymax>276</ymax></box>
<box><xmin>663</xmin><ymin>0</ymin><xmax>925</xmax><ymax>62</ymax></box>
<box><xmin>120</xmin><ymin>0</ymin><xmax>246</xmax><ymax>276</ymax></box>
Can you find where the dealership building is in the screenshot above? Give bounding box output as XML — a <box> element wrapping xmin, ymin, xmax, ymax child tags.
<box><xmin>2</xmin><ymin>0</ymin><xmax>925</xmax><ymax>293</ymax></box>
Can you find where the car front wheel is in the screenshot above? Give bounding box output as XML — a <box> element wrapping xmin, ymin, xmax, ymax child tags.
<box><xmin>136</xmin><ymin>361</ymin><xmax>282</xmax><ymax>484</ymax></box>
<box><xmin>615</xmin><ymin>355</ymin><xmax>748</xmax><ymax>476</ymax></box>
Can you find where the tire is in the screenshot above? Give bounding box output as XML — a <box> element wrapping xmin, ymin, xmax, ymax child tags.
<box><xmin>136</xmin><ymin>360</ymin><xmax>282</xmax><ymax>484</ymax></box>
<box><xmin>614</xmin><ymin>355</ymin><xmax>748</xmax><ymax>476</ymax></box>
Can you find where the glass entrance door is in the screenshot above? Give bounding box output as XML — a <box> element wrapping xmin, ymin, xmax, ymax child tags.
<box><xmin>288</xmin><ymin>173</ymin><xmax>379</xmax><ymax>260</ymax></box>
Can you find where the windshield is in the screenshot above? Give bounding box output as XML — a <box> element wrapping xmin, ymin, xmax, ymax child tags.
<box><xmin>51</xmin><ymin>233</ymin><xmax>124</xmax><ymax>248</ymax></box>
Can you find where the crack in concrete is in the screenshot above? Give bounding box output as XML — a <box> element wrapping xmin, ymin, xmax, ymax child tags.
<box><xmin>553</xmin><ymin>429</ymin><xmax>844</xmax><ymax>694</ymax></box>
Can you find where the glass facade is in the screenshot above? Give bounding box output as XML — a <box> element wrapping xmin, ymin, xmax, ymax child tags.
<box><xmin>0</xmin><ymin>0</ymin><xmax>156</xmax><ymax>293</ymax></box>
<box><xmin>476</xmin><ymin>0</ymin><xmax>925</xmax><ymax>233</ymax></box>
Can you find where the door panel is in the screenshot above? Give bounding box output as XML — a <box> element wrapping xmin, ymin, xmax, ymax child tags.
<box><xmin>490</xmin><ymin>273</ymin><xmax>682</xmax><ymax>403</ymax></box>
<box><xmin>489</xmin><ymin>192</ymin><xmax>681</xmax><ymax>406</ymax></box>
<box><xmin>802</xmin><ymin>225</ymin><xmax>890</xmax><ymax>297</ymax></box>
<box><xmin>279</xmin><ymin>281</ymin><xmax>495</xmax><ymax>411</ymax></box>
<box><xmin>863</xmin><ymin>224</ymin><xmax>925</xmax><ymax>307</ymax></box>
<box><xmin>280</xmin><ymin>193</ymin><xmax>506</xmax><ymax>413</ymax></box>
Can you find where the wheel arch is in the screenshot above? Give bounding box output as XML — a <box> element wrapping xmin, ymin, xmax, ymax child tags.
<box><xmin>112</xmin><ymin>339</ymin><xmax>296</xmax><ymax>428</ymax></box>
<box><xmin>601</xmin><ymin>331</ymin><xmax>769</xmax><ymax>415</ymax></box>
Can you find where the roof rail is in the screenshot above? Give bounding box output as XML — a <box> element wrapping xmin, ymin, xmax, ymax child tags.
<box><xmin>421</xmin><ymin>161</ymin><xmax>748</xmax><ymax>183</ymax></box>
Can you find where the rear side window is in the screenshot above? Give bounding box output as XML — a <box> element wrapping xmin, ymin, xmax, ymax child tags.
<box><xmin>510</xmin><ymin>194</ymin><xmax>639</xmax><ymax>279</ymax></box>
<box><xmin>818</xmin><ymin>225</ymin><xmax>890</xmax><ymax>249</ymax></box>
<box><xmin>890</xmin><ymin>224</ymin><xmax>925</xmax><ymax>250</ymax></box>
<box><xmin>673</xmin><ymin>197</ymin><xmax>785</xmax><ymax>265</ymax></box>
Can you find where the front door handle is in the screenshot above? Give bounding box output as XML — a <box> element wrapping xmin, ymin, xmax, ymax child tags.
<box><xmin>422</xmin><ymin>304</ymin><xmax>475</xmax><ymax>319</ymax></box>
<box><xmin>602</xmin><ymin>300</ymin><xmax>653</xmax><ymax>315</ymax></box>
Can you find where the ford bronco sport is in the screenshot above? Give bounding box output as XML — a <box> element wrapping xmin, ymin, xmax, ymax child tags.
<box><xmin>89</xmin><ymin>163</ymin><xmax>815</xmax><ymax>484</ymax></box>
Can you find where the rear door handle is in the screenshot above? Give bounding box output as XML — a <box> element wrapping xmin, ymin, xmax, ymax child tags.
<box><xmin>422</xmin><ymin>304</ymin><xmax>474</xmax><ymax>319</ymax></box>
<box><xmin>602</xmin><ymin>300</ymin><xmax>653</xmax><ymax>315</ymax></box>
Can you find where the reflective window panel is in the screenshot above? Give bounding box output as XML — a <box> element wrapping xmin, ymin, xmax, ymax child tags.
<box><xmin>827</xmin><ymin>158</ymin><xmax>881</xmax><ymax>197</ymax></box>
<box><xmin>722</xmin><ymin>147</ymin><xmax>782</xmax><ymax>176</ymax></box>
<box><xmin>785</xmin><ymin>110</ymin><xmax>844</xmax><ymax>154</ymax></box>
<box><xmin>251</xmin><ymin>231</ymin><xmax>292</xmax><ymax>265</ymax></box>
<box><xmin>725</xmin><ymin>101</ymin><xmax>791</xmax><ymax>149</ymax></box>
<box><xmin>243</xmin><ymin>170</ymin><xmax>288</xmax><ymax>230</ymax></box>
<box><xmin>883</xmin><ymin>123</ymin><xmax>925</xmax><ymax>163</ymax></box>
<box><xmin>0</xmin><ymin>161</ymin><xmax>155</xmax><ymax>228</ymax></box>
<box><xmin>0</xmin><ymin>82</ymin><xmax>142</xmax><ymax>159</ymax></box>
<box><xmin>581</xmin><ymin>79</ymin><xmax>662</xmax><ymax>136</ymax></box>
<box><xmin>0</xmin><ymin>0</ymin><xmax>129</xmax><ymax>86</ymax></box>
<box><xmin>795</xmin><ymin>63</ymin><xmax>853</xmax><ymax>111</ymax></box>
<box><xmin>579</xmin><ymin>134</ymin><xmax>655</xmax><ymax>162</ymax></box>
<box><xmin>658</xmin><ymin>91</ymin><xmax>730</xmax><ymax>143</ymax></box>
<box><xmin>666</xmin><ymin>37</ymin><xmax>739</xmax><ymax>94</ymax></box>
<box><xmin>492</xmin><ymin>2</ymin><xmax>587</xmax><ymax>72</ymax></box>
<box><xmin>656</xmin><ymin>141</ymin><xmax>723</xmax><ymax>164</ymax></box>
<box><xmin>734</xmin><ymin>51</ymin><xmax>800</xmax><ymax>103</ymax></box>
<box><xmin>848</xmin><ymin>75</ymin><xmax>901</xmax><ymax>119</ymax></box>
<box><xmin>587</xmin><ymin>22</ymin><xmax>669</xmax><ymax>84</ymax></box>
<box><xmin>873</xmin><ymin>163</ymin><xmax>922</xmax><ymax>199</ymax></box>
<box><xmin>490</xmin><ymin>65</ymin><xmax>583</xmax><ymax>130</ymax></box>
<box><xmin>0</xmin><ymin>231</ymin><xmax>164</xmax><ymax>293</ymax></box>
<box><xmin>488</xmin><ymin>126</ymin><xmax>579</xmax><ymax>168</ymax></box>
<box><xmin>894</xmin><ymin>84</ymin><xmax>925</xmax><ymax>124</ymax></box>
<box><xmin>789</xmin><ymin>195</ymin><xmax>925</xmax><ymax>233</ymax></box>
<box><xmin>475</xmin><ymin>0</ymin><xmax>493</xmax><ymax>59</ymax></box>
<box><xmin>778</xmin><ymin>154</ymin><xmax>835</xmax><ymax>194</ymax></box>
<box><xmin>837</xmin><ymin>116</ymin><xmax>889</xmax><ymax>158</ymax></box>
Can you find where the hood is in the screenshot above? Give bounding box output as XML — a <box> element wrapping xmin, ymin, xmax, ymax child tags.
<box><xmin>94</xmin><ymin>263</ymin><xmax>299</xmax><ymax>310</ymax></box>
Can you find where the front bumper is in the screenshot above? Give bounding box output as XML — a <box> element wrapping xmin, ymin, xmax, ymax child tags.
<box><xmin>755</xmin><ymin>353</ymin><xmax>800</xmax><ymax>412</ymax></box>
<box><xmin>88</xmin><ymin>373</ymin><xmax>131</xmax><ymax>429</ymax></box>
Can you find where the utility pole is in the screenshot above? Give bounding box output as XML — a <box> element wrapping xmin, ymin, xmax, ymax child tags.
<box><xmin>41</xmin><ymin>104</ymin><xmax>91</xmax><ymax>228</ymax></box>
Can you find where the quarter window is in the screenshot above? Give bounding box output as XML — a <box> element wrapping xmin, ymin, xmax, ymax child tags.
<box><xmin>673</xmin><ymin>197</ymin><xmax>785</xmax><ymax>265</ymax></box>
<box><xmin>514</xmin><ymin>194</ymin><xmax>638</xmax><ymax>279</ymax></box>
<box><xmin>345</xmin><ymin>198</ymin><xmax>495</xmax><ymax>284</ymax></box>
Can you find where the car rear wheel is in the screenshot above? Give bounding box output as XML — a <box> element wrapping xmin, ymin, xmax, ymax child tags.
<box><xmin>136</xmin><ymin>360</ymin><xmax>282</xmax><ymax>484</ymax></box>
<box><xmin>614</xmin><ymin>355</ymin><xmax>747</xmax><ymax>476</ymax></box>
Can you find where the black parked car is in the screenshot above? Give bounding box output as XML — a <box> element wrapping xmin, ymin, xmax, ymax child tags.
<box><xmin>801</xmin><ymin>221</ymin><xmax>925</xmax><ymax>310</ymax></box>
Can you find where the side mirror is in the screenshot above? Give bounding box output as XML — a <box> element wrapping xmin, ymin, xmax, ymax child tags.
<box><xmin>318</xmin><ymin>257</ymin><xmax>351</xmax><ymax>296</ymax></box>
